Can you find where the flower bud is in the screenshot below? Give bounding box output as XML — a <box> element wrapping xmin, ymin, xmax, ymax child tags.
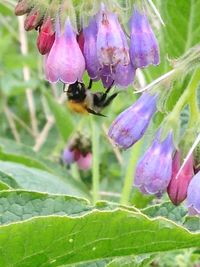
<box><xmin>134</xmin><ymin>131</ymin><xmax>174</xmax><ymax>196</ymax></box>
<box><xmin>129</xmin><ymin>8</ymin><xmax>160</xmax><ymax>68</ymax></box>
<box><xmin>24</xmin><ymin>9</ymin><xmax>42</xmax><ymax>31</ymax></box>
<box><xmin>37</xmin><ymin>17</ymin><xmax>55</xmax><ymax>55</ymax></box>
<box><xmin>15</xmin><ymin>0</ymin><xmax>31</xmax><ymax>16</ymax></box>
<box><xmin>167</xmin><ymin>151</ymin><xmax>194</xmax><ymax>205</ymax></box>
<box><xmin>108</xmin><ymin>93</ymin><xmax>157</xmax><ymax>149</ymax></box>
<box><xmin>77</xmin><ymin>30</ymin><xmax>84</xmax><ymax>54</ymax></box>
<box><xmin>187</xmin><ymin>171</ymin><xmax>200</xmax><ymax>215</ymax></box>
<box><xmin>45</xmin><ymin>18</ymin><xmax>85</xmax><ymax>84</ymax></box>
<box><xmin>96</xmin><ymin>4</ymin><xmax>130</xmax><ymax>67</ymax></box>
<box><xmin>77</xmin><ymin>153</ymin><xmax>92</xmax><ymax>170</ymax></box>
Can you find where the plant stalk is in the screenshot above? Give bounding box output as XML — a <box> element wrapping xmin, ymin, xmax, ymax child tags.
<box><xmin>91</xmin><ymin>118</ymin><xmax>100</xmax><ymax>204</ymax></box>
<box><xmin>120</xmin><ymin>140</ymin><xmax>143</xmax><ymax>205</ymax></box>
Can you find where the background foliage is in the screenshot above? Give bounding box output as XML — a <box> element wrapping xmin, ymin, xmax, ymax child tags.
<box><xmin>0</xmin><ymin>0</ymin><xmax>200</xmax><ymax>266</ymax></box>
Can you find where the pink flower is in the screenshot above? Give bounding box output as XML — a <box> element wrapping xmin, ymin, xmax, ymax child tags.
<box><xmin>45</xmin><ymin>18</ymin><xmax>85</xmax><ymax>84</ymax></box>
<box><xmin>77</xmin><ymin>153</ymin><xmax>92</xmax><ymax>170</ymax></box>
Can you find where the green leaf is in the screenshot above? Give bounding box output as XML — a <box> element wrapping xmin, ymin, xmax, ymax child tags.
<box><xmin>0</xmin><ymin>137</ymin><xmax>80</xmax><ymax>179</ymax></box>
<box><xmin>160</xmin><ymin>0</ymin><xmax>200</xmax><ymax>58</ymax></box>
<box><xmin>45</xmin><ymin>91</ymin><xmax>74</xmax><ymax>141</ymax></box>
<box><xmin>142</xmin><ymin>202</ymin><xmax>188</xmax><ymax>223</ymax></box>
<box><xmin>0</xmin><ymin>161</ymin><xmax>89</xmax><ymax>198</ymax></box>
<box><xmin>0</xmin><ymin>190</ymin><xmax>91</xmax><ymax>225</ymax></box>
<box><xmin>107</xmin><ymin>255</ymin><xmax>155</xmax><ymax>267</ymax></box>
<box><xmin>0</xmin><ymin>4</ymin><xmax>13</xmax><ymax>16</ymax></box>
<box><xmin>0</xmin><ymin>180</ymin><xmax>10</xmax><ymax>190</ymax></box>
<box><xmin>0</xmin><ymin>209</ymin><xmax>200</xmax><ymax>266</ymax></box>
<box><xmin>183</xmin><ymin>216</ymin><xmax>200</xmax><ymax>232</ymax></box>
<box><xmin>0</xmin><ymin>137</ymin><xmax>60</xmax><ymax>172</ymax></box>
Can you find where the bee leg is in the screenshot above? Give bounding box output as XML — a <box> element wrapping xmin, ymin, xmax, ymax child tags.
<box><xmin>99</xmin><ymin>80</ymin><xmax>115</xmax><ymax>103</ymax></box>
<box><xmin>86</xmin><ymin>108</ymin><xmax>106</xmax><ymax>117</ymax></box>
<box><xmin>102</xmin><ymin>92</ymin><xmax>118</xmax><ymax>107</ymax></box>
<box><xmin>88</xmin><ymin>79</ymin><xmax>93</xmax><ymax>89</ymax></box>
<box><xmin>104</xmin><ymin>80</ymin><xmax>115</xmax><ymax>94</ymax></box>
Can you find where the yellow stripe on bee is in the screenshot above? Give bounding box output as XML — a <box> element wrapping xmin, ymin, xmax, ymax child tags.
<box><xmin>67</xmin><ymin>101</ymin><xmax>89</xmax><ymax>115</ymax></box>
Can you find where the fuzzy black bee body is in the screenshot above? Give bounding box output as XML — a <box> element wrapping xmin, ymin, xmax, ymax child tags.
<box><xmin>65</xmin><ymin>80</ymin><xmax>117</xmax><ymax>116</ymax></box>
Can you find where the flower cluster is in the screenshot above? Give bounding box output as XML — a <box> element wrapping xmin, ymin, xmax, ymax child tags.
<box><xmin>108</xmin><ymin>85</ymin><xmax>199</xmax><ymax>212</ymax></box>
<box><xmin>15</xmin><ymin>1</ymin><xmax>159</xmax><ymax>88</ymax></box>
<box><xmin>62</xmin><ymin>133</ymin><xmax>92</xmax><ymax>170</ymax></box>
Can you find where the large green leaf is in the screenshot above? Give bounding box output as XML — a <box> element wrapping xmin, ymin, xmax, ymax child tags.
<box><xmin>0</xmin><ymin>209</ymin><xmax>199</xmax><ymax>266</ymax></box>
<box><xmin>0</xmin><ymin>190</ymin><xmax>91</xmax><ymax>225</ymax></box>
<box><xmin>0</xmin><ymin>161</ymin><xmax>89</xmax><ymax>198</ymax></box>
<box><xmin>0</xmin><ymin>137</ymin><xmax>62</xmax><ymax>172</ymax></box>
<box><xmin>106</xmin><ymin>255</ymin><xmax>155</xmax><ymax>267</ymax></box>
<box><xmin>0</xmin><ymin>138</ymin><xmax>89</xmax><ymax>196</ymax></box>
<box><xmin>142</xmin><ymin>202</ymin><xmax>188</xmax><ymax>223</ymax></box>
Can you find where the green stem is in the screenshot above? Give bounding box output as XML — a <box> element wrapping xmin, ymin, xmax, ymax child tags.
<box><xmin>120</xmin><ymin>140</ymin><xmax>143</xmax><ymax>205</ymax></box>
<box><xmin>71</xmin><ymin>164</ymin><xmax>81</xmax><ymax>181</ymax></box>
<box><xmin>91</xmin><ymin>118</ymin><xmax>100</xmax><ymax>204</ymax></box>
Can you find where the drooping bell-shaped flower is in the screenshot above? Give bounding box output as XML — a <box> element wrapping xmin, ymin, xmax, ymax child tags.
<box><xmin>108</xmin><ymin>93</ymin><xmax>157</xmax><ymax>149</ymax></box>
<box><xmin>129</xmin><ymin>8</ymin><xmax>160</xmax><ymax>68</ymax></box>
<box><xmin>45</xmin><ymin>18</ymin><xmax>85</xmax><ymax>84</ymax></box>
<box><xmin>77</xmin><ymin>152</ymin><xmax>92</xmax><ymax>170</ymax></box>
<box><xmin>83</xmin><ymin>18</ymin><xmax>102</xmax><ymax>80</ymax></box>
<box><xmin>96</xmin><ymin>4</ymin><xmax>130</xmax><ymax>67</ymax></box>
<box><xmin>134</xmin><ymin>131</ymin><xmax>174</xmax><ymax>196</ymax></box>
<box><xmin>37</xmin><ymin>17</ymin><xmax>55</xmax><ymax>55</ymax></box>
<box><xmin>187</xmin><ymin>171</ymin><xmax>200</xmax><ymax>215</ymax></box>
<box><xmin>167</xmin><ymin>151</ymin><xmax>194</xmax><ymax>205</ymax></box>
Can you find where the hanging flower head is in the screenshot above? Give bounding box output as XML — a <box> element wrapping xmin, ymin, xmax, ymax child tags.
<box><xmin>45</xmin><ymin>18</ymin><xmax>85</xmax><ymax>84</ymax></box>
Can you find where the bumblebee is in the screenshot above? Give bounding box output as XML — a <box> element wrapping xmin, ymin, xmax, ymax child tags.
<box><xmin>64</xmin><ymin>80</ymin><xmax>118</xmax><ymax>116</ymax></box>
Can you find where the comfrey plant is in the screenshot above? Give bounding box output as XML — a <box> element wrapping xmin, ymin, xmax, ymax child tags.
<box><xmin>15</xmin><ymin>0</ymin><xmax>200</xmax><ymax>217</ymax></box>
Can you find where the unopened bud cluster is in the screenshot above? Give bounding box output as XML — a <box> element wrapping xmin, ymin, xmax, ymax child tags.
<box><xmin>62</xmin><ymin>133</ymin><xmax>92</xmax><ymax>170</ymax></box>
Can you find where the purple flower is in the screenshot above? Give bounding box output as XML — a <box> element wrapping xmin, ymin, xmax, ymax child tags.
<box><xmin>113</xmin><ymin>63</ymin><xmax>136</xmax><ymax>87</ymax></box>
<box><xmin>167</xmin><ymin>151</ymin><xmax>194</xmax><ymax>205</ymax></box>
<box><xmin>83</xmin><ymin>18</ymin><xmax>101</xmax><ymax>80</ymax></box>
<box><xmin>62</xmin><ymin>148</ymin><xmax>76</xmax><ymax>164</ymax></box>
<box><xmin>187</xmin><ymin>171</ymin><xmax>200</xmax><ymax>215</ymax></box>
<box><xmin>129</xmin><ymin>8</ymin><xmax>160</xmax><ymax>69</ymax></box>
<box><xmin>45</xmin><ymin>18</ymin><xmax>85</xmax><ymax>84</ymax></box>
<box><xmin>134</xmin><ymin>131</ymin><xmax>174</xmax><ymax>196</ymax></box>
<box><xmin>108</xmin><ymin>93</ymin><xmax>157</xmax><ymax>149</ymax></box>
<box><xmin>96</xmin><ymin>4</ymin><xmax>130</xmax><ymax>67</ymax></box>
